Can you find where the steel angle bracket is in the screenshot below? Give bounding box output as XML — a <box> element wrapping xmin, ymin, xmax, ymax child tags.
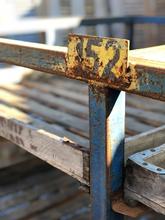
<box><xmin>66</xmin><ymin>34</ymin><xmax>129</xmax><ymax>87</ymax></box>
<box><xmin>125</xmin><ymin>144</ymin><xmax>165</xmax><ymax>215</ymax></box>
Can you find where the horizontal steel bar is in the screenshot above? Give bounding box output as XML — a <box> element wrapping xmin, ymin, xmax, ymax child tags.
<box><xmin>0</xmin><ymin>38</ymin><xmax>67</xmax><ymax>76</ymax></box>
<box><xmin>81</xmin><ymin>16</ymin><xmax>165</xmax><ymax>26</ymax></box>
<box><xmin>132</xmin><ymin>16</ymin><xmax>165</xmax><ymax>24</ymax></box>
<box><xmin>0</xmin><ymin>37</ymin><xmax>164</xmax><ymax>101</ymax></box>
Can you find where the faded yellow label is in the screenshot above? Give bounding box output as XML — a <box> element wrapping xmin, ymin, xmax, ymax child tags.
<box><xmin>67</xmin><ymin>34</ymin><xmax>129</xmax><ymax>80</ymax></box>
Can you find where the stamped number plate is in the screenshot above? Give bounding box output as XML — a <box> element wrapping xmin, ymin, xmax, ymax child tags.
<box><xmin>67</xmin><ymin>34</ymin><xmax>129</xmax><ymax>84</ymax></box>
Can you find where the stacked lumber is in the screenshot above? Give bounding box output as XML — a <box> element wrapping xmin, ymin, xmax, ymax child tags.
<box><xmin>0</xmin><ymin>157</ymin><xmax>164</xmax><ymax>220</ymax></box>
<box><xmin>0</xmin><ymin>158</ymin><xmax>90</xmax><ymax>220</ymax></box>
<box><xmin>0</xmin><ymin>71</ymin><xmax>164</xmax><ymax>182</ymax></box>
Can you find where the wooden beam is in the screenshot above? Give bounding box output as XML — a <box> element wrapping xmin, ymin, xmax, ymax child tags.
<box><xmin>0</xmin><ymin>101</ymin><xmax>164</xmax><ymax>186</ymax></box>
<box><xmin>125</xmin><ymin>144</ymin><xmax>165</xmax><ymax>215</ymax></box>
<box><xmin>125</xmin><ymin>125</ymin><xmax>165</xmax><ymax>159</ymax></box>
<box><xmin>0</xmin><ymin>105</ymin><xmax>89</xmax><ymax>185</ymax></box>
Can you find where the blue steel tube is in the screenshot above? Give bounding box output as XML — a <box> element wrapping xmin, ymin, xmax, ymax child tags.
<box><xmin>89</xmin><ymin>85</ymin><xmax>125</xmax><ymax>220</ymax></box>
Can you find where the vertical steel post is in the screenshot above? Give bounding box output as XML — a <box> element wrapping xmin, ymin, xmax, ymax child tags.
<box><xmin>89</xmin><ymin>85</ymin><xmax>125</xmax><ymax>220</ymax></box>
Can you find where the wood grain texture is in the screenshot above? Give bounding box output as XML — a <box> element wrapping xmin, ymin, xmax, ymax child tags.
<box><xmin>0</xmin><ymin>70</ymin><xmax>164</xmax><ymax>187</ymax></box>
<box><xmin>0</xmin><ymin>100</ymin><xmax>164</xmax><ymax>186</ymax></box>
<box><xmin>1</xmin><ymin>157</ymin><xmax>164</xmax><ymax>220</ymax></box>
<box><xmin>0</xmin><ymin>89</ymin><xmax>89</xmax><ymax>134</ymax></box>
<box><xmin>129</xmin><ymin>45</ymin><xmax>165</xmax><ymax>69</ymax></box>
<box><xmin>0</xmin><ymin>159</ymin><xmax>89</xmax><ymax>220</ymax></box>
<box><xmin>0</xmin><ymin>106</ymin><xmax>89</xmax><ymax>185</ymax></box>
<box><xmin>125</xmin><ymin>144</ymin><xmax>165</xmax><ymax>214</ymax></box>
<box><xmin>125</xmin><ymin>125</ymin><xmax>165</xmax><ymax>159</ymax></box>
<box><xmin>0</xmin><ymin>69</ymin><xmax>165</xmax><ymax>185</ymax></box>
<box><xmin>1</xmin><ymin>158</ymin><xmax>164</xmax><ymax>220</ymax></box>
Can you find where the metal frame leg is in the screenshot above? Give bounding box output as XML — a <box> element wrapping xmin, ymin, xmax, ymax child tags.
<box><xmin>89</xmin><ymin>85</ymin><xmax>125</xmax><ymax>220</ymax></box>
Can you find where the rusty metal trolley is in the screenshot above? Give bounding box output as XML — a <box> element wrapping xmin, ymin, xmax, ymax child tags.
<box><xmin>0</xmin><ymin>17</ymin><xmax>164</xmax><ymax>220</ymax></box>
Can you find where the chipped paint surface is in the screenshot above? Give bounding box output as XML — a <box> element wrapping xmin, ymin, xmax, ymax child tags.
<box><xmin>0</xmin><ymin>37</ymin><xmax>164</xmax><ymax>101</ymax></box>
<box><xmin>89</xmin><ymin>86</ymin><xmax>125</xmax><ymax>220</ymax></box>
<box><xmin>67</xmin><ymin>34</ymin><xmax>129</xmax><ymax>84</ymax></box>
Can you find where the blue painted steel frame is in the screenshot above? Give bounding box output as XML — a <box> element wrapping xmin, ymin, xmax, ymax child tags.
<box><xmin>80</xmin><ymin>16</ymin><xmax>165</xmax><ymax>49</ymax></box>
<box><xmin>89</xmin><ymin>85</ymin><xmax>125</xmax><ymax>220</ymax></box>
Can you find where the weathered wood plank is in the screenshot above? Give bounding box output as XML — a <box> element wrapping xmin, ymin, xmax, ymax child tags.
<box><xmin>0</xmin><ymin>107</ymin><xmax>89</xmax><ymax>185</ymax></box>
<box><xmin>129</xmin><ymin>45</ymin><xmax>165</xmax><ymax>69</ymax></box>
<box><xmin>22</xmin><ymin>80</ymin><xmax>89</xmax><ymax>105</ymax></box>
<box><xmin>126</xmin><ymin>94</ymin><xmax>165</xmax><ymax>114</ymax></box>
<box><xmin>0</xmin><ymin>101</ymin><xmax>164</xmax><ymax>186</ymax></box>
<box><xmin>0</xmin><ymin>157</ymin><xmax>163</xmax><ymax>220</ymax></box>
<box><xmin>0</xmin><ymin>159</ymin><xmax>82</xmax><ymax>220</ymax></box>
<box><xmin>0</xmin><ymin>89</ymin><xmax>89</xmax><ymax>134</ymax></box>
<box><xmin>125</xmin><ymin>144</ymin><xmax>165</xmax><ymax>214</ymax></box>
<box><xmin>19</xmin><ymin>79</ymin><xmax>157</xmax><ymax>135</ymax></box>
<box><xmin>0</xmin><ymin>104</ymin><xmax>89</xmax><ymax>148</ymax></box>
<box><xmin>127</xmin><ymin>106</ymin><xmax>165</xmax><ymax>127</ymax></box>
<box><xmin>0</xmin><ymin>84</ymin><xmax>88</xmax><ymax>119</ymax></box>
<box><xmin>125</xmin><ymin>125</ymin><xmax>165</xmax><ymax>159</ymax></box>
<box><xmin>1</xmin><ymin>80</ymin><xmax>161</xmax><ymax>146</ymax></box>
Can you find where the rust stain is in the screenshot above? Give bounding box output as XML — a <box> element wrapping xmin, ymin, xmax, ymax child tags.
<box><xmin>111</xmin><ymin>191</ymin><xmax>149</xmax><ymax>218</ymax></box>
<box><xmin>30</xmin><ymin>144</ymin><xmax>38</xmax><ymax>151</ymax></box>
<box><xmin>66</xmin><ymin>34</ymin><xmax>129</xmax><ymax>87</ymax></box>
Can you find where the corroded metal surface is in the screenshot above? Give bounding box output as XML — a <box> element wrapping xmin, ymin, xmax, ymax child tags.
<box><xmin>89</xmin><ymin>86</ymin><xmax>125</xmax><ymax>220</ymax></box>
<box><xmin>0</xmin><ymin>38</ymin><xmax>67</xmax><ymax>76</ymax></box>
<box><xmin>67</xmin><ymin>34</ymin><xmax>129</xmax><ymax>85</ymax></box>
<box><xmin>0</xmin><ymin>37</ymin><xmax>165</xmax><ymax>101</ymax></box>
<box><xmin>111</xmin><ymin>191</ymin><xmax>149</xmax><ymax>218</ymax></box>
<box><xmin>126</xmin><ymin>64</ymin><xmax>165</xmax><ymax>101</ymax></box>
<box><xmin>67</xmin><ymin>35</ymin><xmax>165</xmax><ymax>101</ymax></box>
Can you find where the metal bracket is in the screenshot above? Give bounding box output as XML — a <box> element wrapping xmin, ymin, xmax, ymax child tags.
<box><xmin>128</xmin><ymin>144</ymin><xmax>165</xmax><ymax>175</ymax></box>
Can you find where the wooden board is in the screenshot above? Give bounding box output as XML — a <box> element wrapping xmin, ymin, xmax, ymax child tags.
<box><xmin>0</xmin><ymin>158</ymin><xmax>164</xmax><ymax>220</ymax></box>
<box><xmin>125</xmin><ymin>144</ymin><xmax>165</xmax><ymax>215</ymax></box>
<box><xmin>0</xmin><ymin>72</ymin><xmax>164</xmax><ymax>186</ymax></box>
<box><xmin>0</xmin><ymin>158</ymin><xmax>87</xmax><ymax>220</ymax></box>
<box><xmin>0</xmin><ymin>103</ymin><xmax>89</xmax><ymax>185</ymax></box>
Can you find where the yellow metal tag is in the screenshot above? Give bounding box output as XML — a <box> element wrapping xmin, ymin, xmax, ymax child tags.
<box><xmin>67</xmin><ymin>34</ymin><xmax>129</xmax><ymax>85</ymax></box>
